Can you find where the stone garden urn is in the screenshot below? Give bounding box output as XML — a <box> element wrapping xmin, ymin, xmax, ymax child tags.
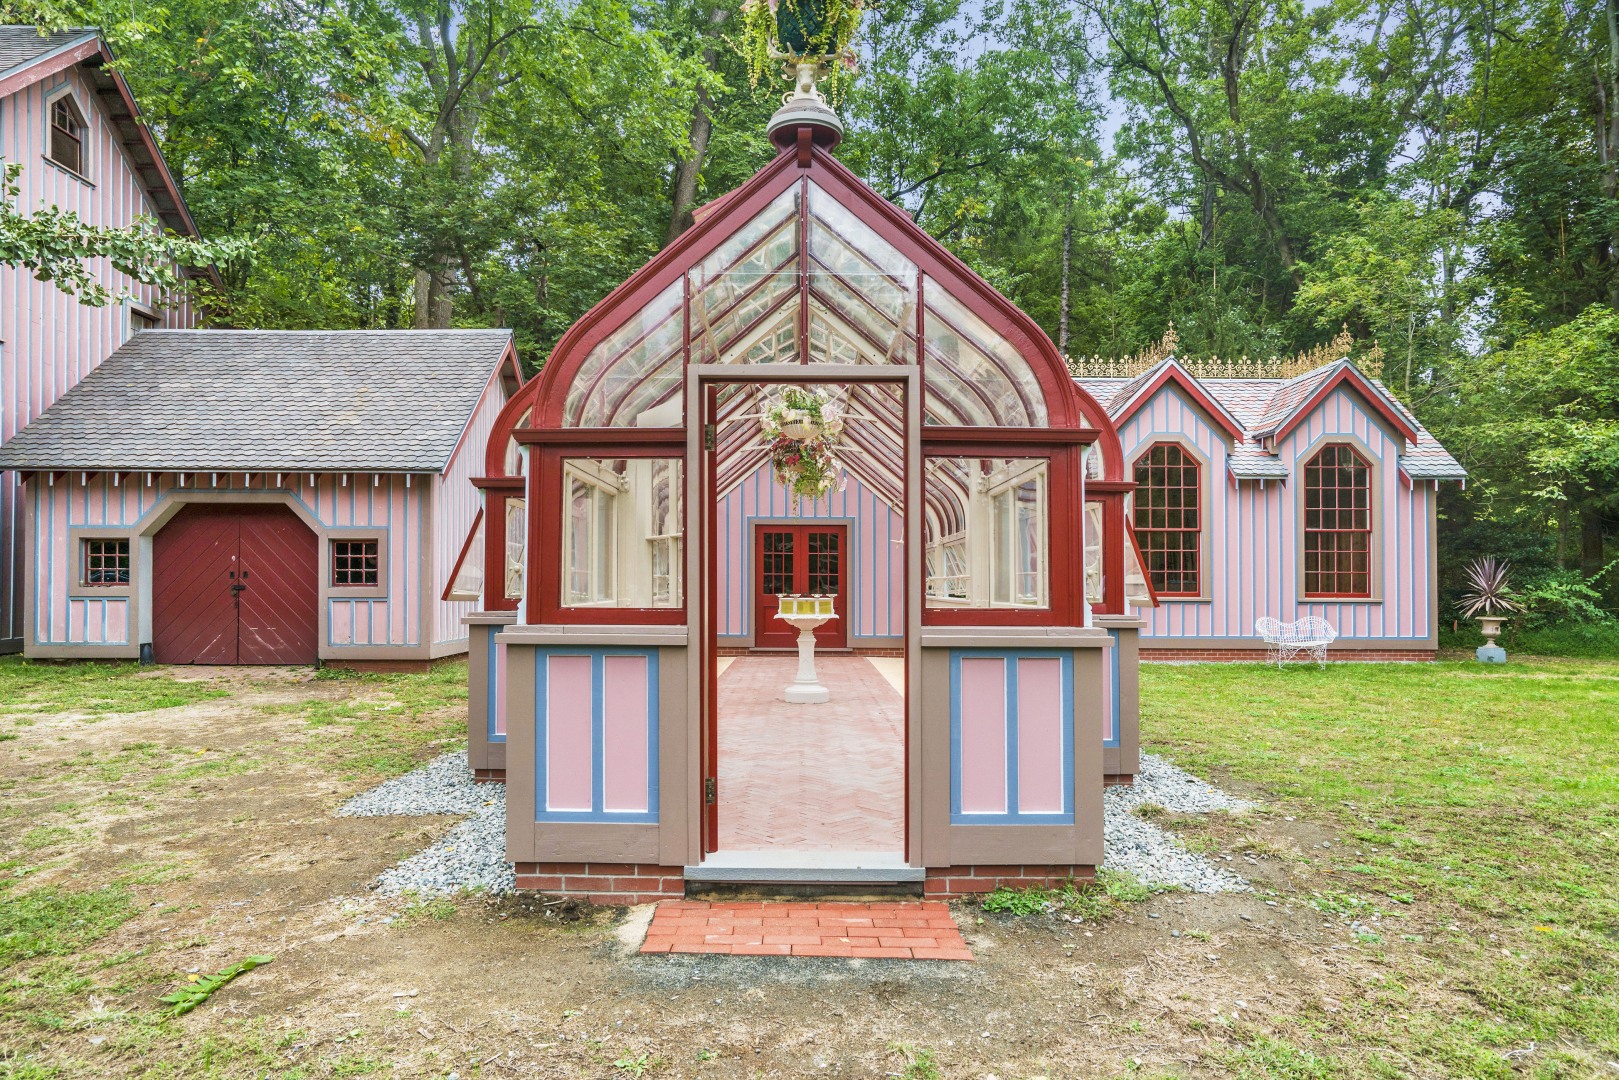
<box><xmin>775</xmin><ymin>594</ymin><xmax>838</xmax><ymax>703</ymax></box>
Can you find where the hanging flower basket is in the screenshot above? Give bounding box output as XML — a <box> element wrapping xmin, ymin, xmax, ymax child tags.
<box><xmin>762</xmin><ymin>387</ymin><xmax>847</xmax><ymax>499</ymax></box>
<box><xmin>739</xmin><ymin>0</ymin><xmax>867</xmax><ymax>100</ymax></box>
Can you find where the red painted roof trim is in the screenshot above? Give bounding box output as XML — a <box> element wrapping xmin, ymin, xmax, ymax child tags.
<box><xmin>1110</xmin><ymin>361</ymin><xmax>1244</xmax><ymax>442</ymax></box>
<box><xmin>1269</xmin><ymin>365</ymin><xmax>1419</xmax><ymax>446</ymax></box>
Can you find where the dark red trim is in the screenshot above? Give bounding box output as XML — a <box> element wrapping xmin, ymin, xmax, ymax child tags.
<box><xmin>922</xmin><ymin>427</ymin><xmax>1100</xmax><ymax>445</ymax></box>
<box><xmin>513</xmin><ymin>428</ymin><xmax>685</xmax><ymax>447</ymax></box>
<box><xmin>471</xmin><ymin>477</ymin><xmax>524</xmax><ymax>492</ymax></box>
<box><xmin>1110</xmin><ymin>363</ymin><xmax>1244</xmax><ymax>443</ymax></box>
<box><xmin>443</xmin><ymin>507</ymin><xmax>484</xmax><ymax>603</ymax></box>
<box><xmin>1269</xmin><ymin>366</ymin><xmax>1419</xmax><ymax>445</ymax></box>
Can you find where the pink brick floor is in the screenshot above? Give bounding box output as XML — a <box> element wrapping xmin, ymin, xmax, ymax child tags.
<box><xmin>641</xmin><ymin>900</ymin><xmax>973</xmax><ymax>960</ymax></box>
<box><xmin>716</xmin><ymin>655</ymin><xmax>905</xmax><ymax>853</ymax></box>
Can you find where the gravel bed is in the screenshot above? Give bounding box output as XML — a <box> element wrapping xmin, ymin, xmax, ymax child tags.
<box><xmin>338</xmin><ymin>752</ymin><xmax>491</xmax><ymax>818</ymax></box>
<box><xmin>1103</xmin><ymin>751</ymin><xmax>1254</xmax><ymax>894</ymax></box>
<box><xmin>346</xmin><ymin>749</ymin><xmax>1254</xmax><ymax>897</ymax></box>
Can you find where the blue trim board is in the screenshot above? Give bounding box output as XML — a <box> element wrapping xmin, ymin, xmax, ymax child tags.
<box><xmin>533</xmin><ymin>646</ymin><xmax>660</xmax><ymax>824</ymax></box>
<box><xmin>948</xmin><ymin>648</ymin><xmax>1075</xmax><ymax>826</ymax></box>
<box><xmin>485</xmin><ymin>624</ymin><xmax>504</xmax><ymax>743</ymax></box>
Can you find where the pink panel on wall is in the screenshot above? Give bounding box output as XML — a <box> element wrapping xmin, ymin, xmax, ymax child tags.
<box><xmin>494</xmin><ymin>639</ymin><xmax>508</xmax><ymax>737</ymax></box>
<box><xmin>546</xmin><ymin>654</ymin><xmax>595</xmax><ymax>811</ymax></box>
<box><xmin>958</xmin><ymin>656</ymin><xmax>1007</xmax><ymax>814</ymax></box>
<box><xmin>1016</xmin><ymin>657</ymin><xmax>1064</xmax><ymax>813</ymax></box>
<box><xmin>106</xmin><ymin>598</ymin><xmax>128</xmax><ymax>644</ymax></box>
<box><xmin>601</xmin><ymin>654</ymin><xmax>650</xmax><ymax>813</ymax></box>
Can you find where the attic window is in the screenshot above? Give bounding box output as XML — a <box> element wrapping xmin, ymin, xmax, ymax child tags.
<box><xmin>49</xmin><ymin>95</ymin><xmax>86</xmax><ymax>176</ymax></box>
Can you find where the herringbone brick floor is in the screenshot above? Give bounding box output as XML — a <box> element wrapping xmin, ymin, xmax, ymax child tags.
<box><xmin>716</xmin><ymin>655</ymin><xmax>904</xmax><ymax>853</ymax></box>
<box><xmin>641</xmin><ymin>900</ymin><xmax>973</xmax><ymax>960</ymax></box>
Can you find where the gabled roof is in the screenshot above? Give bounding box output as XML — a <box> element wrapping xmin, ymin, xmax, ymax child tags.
<box><xmin>1075</xmin><ymin>359</ymin><xmax>1466</xmax><ymax>482</ymax></box>
<box><xmin>0</xmin><ymin>25</ymin><xmax>203</xmax><ymax>248</ymax></box>
<box><xmin>1100</xmin><ymin>359</ymin><xmax>1245</xmax><ymax>442</ymax></box>
<box><xmin>0</xmin><ymin>330</ymin><xmax>516</xmax><ymax>474</ymax></box>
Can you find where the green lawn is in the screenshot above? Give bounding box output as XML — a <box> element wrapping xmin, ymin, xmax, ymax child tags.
<box><xmin>0</xmin><ymin>657</ymin><xmax>229</xmax><ymax>722</ymax></box>
<box><xmin>1143</xmin><ymin>656</ymin><xmax>1619</xmax><ymax>1076</ymax></box>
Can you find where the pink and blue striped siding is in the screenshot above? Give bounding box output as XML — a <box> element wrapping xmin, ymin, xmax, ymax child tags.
<box><xmin>0</xmin><ymin>65</ymin><xmax>195</xmax><ymax>648</ymax></box>
<box><xmin>1117</xmin><ymin>385</ymin><xmax>1434</xmax><ymax>643</ymax></box>
<box><xmin>533</xmin><ymin>648</ymin><xmax>659</xmax><ymax>822</ymax></box>
<box><xmin>950</xmin><ymin>649</ymin><xmax>1074</xmax><ymax>825</ymax></box>
<box><xmin>433</xmin><ymin>371</ymin><xmax>505</xmax><ymax>646</ymax></box>
<box><xmin>717</xmin><ymin>462</ymin><xmax>903</xmax><ymax>641</ymax></box>
<box><xmin>28</xmin><ymin>472</ymin><xmax>427</xmax><ymax>649</ymax></box>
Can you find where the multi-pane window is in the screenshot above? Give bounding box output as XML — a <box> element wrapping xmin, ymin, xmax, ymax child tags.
<box><xmin>332</xmin><ymin>540</ymin><xmax>379</xmax><ymax>586</ymax></box>
<box><xmin>923</xmin><ymin>458</ymin><xmax>1048</xmax><ymax>609</ymax></box>
<box><xmin>82</xmin><ymin>539</ymin><xmax>129</xmax><ymax>586</ymax></box>
<box><xmin>562</xmin><ymin>458</ymin><xmax>683</xmax><ymax>608</ymax></box>
<box><xmin>49</xmin><ymin>96</ymin><xmax>85</xmax><ymax>175</ymax></box>
<box><xmin>1133</xmin><ymin>443</ymin><xmax>1201</xmax><ymax>596</ymax></box>
<box><xmin>1303</xmin><ymin>444</ymin><xmax>1372</xmax><ymax>597</ymax></box>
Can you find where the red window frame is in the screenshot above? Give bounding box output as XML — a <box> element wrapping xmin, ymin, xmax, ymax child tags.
<box><xmin>1303</xmin><ymin>443</ymin><xmax>1372</xmax><ymax>598</ymax></box>
<box><xmin>82</xmin><ymin>538</ymin><xmax>130</xmax><ymax>587</ymax></box>
<box><xmin>1132</xmin><ymin>443</ymin><xmax>1201</xmax><ymax>597</ymax></box>
<box><xmin>331</xmin><ymin>539</ymin><xmax>380</xmax><ymax>587</ymax></box>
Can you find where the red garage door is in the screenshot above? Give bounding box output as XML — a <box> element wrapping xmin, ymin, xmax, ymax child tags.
<box><xmin>153</xmin><ymin>504</ymin><xmax>319</xmax><ymax>665</ymax></box>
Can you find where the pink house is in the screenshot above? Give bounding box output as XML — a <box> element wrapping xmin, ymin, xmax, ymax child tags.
<box><xmin>0</xmin><ymin>330</ymin><xmax>520</xmax><ymax>667</ymax></box>
<box><xmin>0</xmin><ymin>26</ymin><xmax>210</xmax><ymax>653</ymax></box>
<box><xmin>1076</xmin><ymin>359</ymin><xmax>1467</xmax><ymax>659</ymax></box>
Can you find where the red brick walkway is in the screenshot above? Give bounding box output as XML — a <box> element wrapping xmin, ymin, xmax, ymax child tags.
<box><xmin>640</xmin><ymin>900</ymin><xmax>973</xmax><ymax>960</ymax></box>
<box><xmin>717</xmin><ymin>655</ymin><xmax>905</xmax><ymax>853</ymax></box>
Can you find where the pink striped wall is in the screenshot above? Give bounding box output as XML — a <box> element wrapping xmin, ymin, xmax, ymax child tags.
<box><xmin>717</xmin><ymin>462</ymin><xmax>904</xmax><ymax>640</ymax></box>
<box><xmin>0</xmin><ymin>65</ymin><xmax>196</xmax><ymax>649</ymax></box>
<box><xmin>434</xmin><ymin>368</ymin><xmax>507</xmax><ymax>644</ymax></box>
<box><xmin>1117</xmin><ymin>385</ymin><xmax>1434</xmax><ymax>643</ymax></box>
<box><xmin>28</xmin><ymin>471</ymin><xmax>431</xmax><ymax>650</ymax></box>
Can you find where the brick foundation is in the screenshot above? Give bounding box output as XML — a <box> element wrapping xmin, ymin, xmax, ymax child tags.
<box><xmin>472</xmin><ymin>768</ymin><xmax>506</xmax><ymax>784</ymax></box>
<box><xmin>513</xmin><ymin>862</ymin><xmax>686</xmax><ymax>905</ymax></box>
<box><xmin>1141</xmin><ymin>647</ymin><xmax>1436</xmax><ymax>662</ymax></box>
<box><xmin>923</xmin><ymin>864</ymin><xmax>1097</xmax><ymax>898</ymax></box>
<box><xmin>1103</xmin><ymin>774</ymin><xmax>1135</xmax><ymax>787</ymax></box>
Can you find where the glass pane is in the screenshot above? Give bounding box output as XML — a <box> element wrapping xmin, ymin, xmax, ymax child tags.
<box><xmin>563</xmin><ymin>281</ymin><xmax>684</xmax><ymax>427</ymax></box>
<box><xmin>1124</xmin><ymin>524</ymin><xmax>1154</xmax><ymax>607</ymax></box>
<box><xmin>448</xmin><ymin>514</ymin><xmax>485</xmax><ymax>600</ymax></box>
<box><xmin>690</xmin><ymin>187</ymin><xmax>800</xmax><ymax>364</ymax></box>
<box><xmin>924</xmin><ymin>457</ymin><xmax>1048</xmax><ymax>609</ymax></box>
<box><xmin>923</xmin><ymin>279</ymin><xmax>1048</xmax><ymax>426</ymax></box>
<box><xmin>561</xmin><ymin>458</ymin><xmax>684</xmax><ymax>608</ymax></box>
<box><xmin>504</xmin><ymin>499</ymin><xmax>527</xmax><ymax>600</ymax></box>
<box><xmin>806</xmin><ymin>183</ymin><xmax>916</xmax><ymax>363</ymax></box>
<box><xmin>1084</xmin><ymin>501</ymin><xmax>1105</xmax><ymax>604</ymax></box>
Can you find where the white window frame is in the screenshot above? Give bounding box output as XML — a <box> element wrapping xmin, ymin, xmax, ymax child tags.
<box><xmin>44</xmin><ymin>86</ymin><xmax>90</xmax><ymax>181</ymax></box>
<box><xmin>987</xmin><ymin>459</ymin><xmax>1048</xmax><ymax>609</ymax></box>
<box><xmin>562</xmin><ymin>461</ymin><xmax>621</xmax><ymax>606</ymax></box>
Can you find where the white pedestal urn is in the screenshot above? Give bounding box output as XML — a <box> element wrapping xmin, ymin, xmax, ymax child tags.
<box><xmin>775</xmin><ymin>595</ymin><xmax>838</xmax><ymax>704</ymax></box>
<box><xmin>1476</xmin><ymin>616</ymin><xmax>1507</xmax><ymax>664</ymax></box>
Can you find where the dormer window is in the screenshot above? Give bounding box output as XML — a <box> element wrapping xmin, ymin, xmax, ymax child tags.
<box><xmin>49</xmin><ymin>95</ymin><xmax>86</xmax><ymax>176</ymax></box>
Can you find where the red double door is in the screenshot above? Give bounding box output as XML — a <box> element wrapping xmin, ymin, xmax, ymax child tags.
<box><xmin>152</xmin><ymin>505</ymin><xmax>319</xmax><ymax>665</ymax></box>
<box><xmin>753</xmin><ymin>523</ymin><xmax>848</xmax><ymax>650</ymax></box>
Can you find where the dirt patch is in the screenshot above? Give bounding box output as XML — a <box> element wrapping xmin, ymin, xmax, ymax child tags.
<box><xmin>0</xmin><ymin>673</ymin><xmax>1515</xmax><ymax>1078</ymax></box>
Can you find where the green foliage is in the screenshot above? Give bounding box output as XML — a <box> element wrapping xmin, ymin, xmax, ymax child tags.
<box><xmin>0</xmin><ymin>885</ymin><xmax>136</xmax><ymax>967</ymax></box>
<box><xmin>0</xmin><ymin>161</ymin><xmax>252</xmax><ymax>307</ymax></box>
<box><xmin>157</xmin><ymin>955</ymin><xmax>272</xmax><ymax>1016</ymax></box>
<box><xmin>0</xmin><ymin>656</ymin><xmax>230</xmax><ymax>717</ymax></box>
<box><xmin>981</xmin><ymin>868</ymin><xmax>1163</xmax><ymax>919</ymax></box>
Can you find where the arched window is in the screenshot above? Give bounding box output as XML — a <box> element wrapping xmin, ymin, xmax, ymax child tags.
<box><xmin>49</xmin><ymin>95</ymin><xmax>87</xmax><ymax>176</ymax></box>
<box><xmin>1303</xmin><ymin>444</ymin><xmax>1371</xmax><ymax>598</ymax></box>
<box><xmin>1132</xmin><ymin>444</ymin><xmax>1201</xmax><ymax>597</ymax></box>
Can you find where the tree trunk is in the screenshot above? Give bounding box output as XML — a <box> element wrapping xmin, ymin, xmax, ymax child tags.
<box><xmin>666</xmin><ymin>6</ymin><xmax>730</xmax><ymax>245</ymax></box>
<box><xmin>1581</xmin><ymin>504</ymin><xmax>1607</xmax><ymax>579</ymax></box>
<box><xmin>1601</xmin><ymin>0</ymin><xmax>1619</xmax><ymax>307</ymax></box>
<box><xmin>413</xmin><ymin>270</ymin><xmax>433</xmax><ymax>329</ymax></box>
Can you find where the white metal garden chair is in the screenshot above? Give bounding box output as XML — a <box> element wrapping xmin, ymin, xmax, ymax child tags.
<box><xmin>1255</xmin><ymin>616</ymin><xmax>1338</xmax><ymax>668</ymax></box>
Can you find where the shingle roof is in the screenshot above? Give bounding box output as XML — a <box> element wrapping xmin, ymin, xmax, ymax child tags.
<box><xmin>1076</xmin><ymin>361</ymin><xmax>1466</xmax><ymax>481</ymax></box>
<box><xmin>0</xmin><ymin>26</ymin><xmax>91</xmax><ymax>74</ymax></box>
<box><xmin>0</xmin><ymin>330</ymin><xmax>513</xmax><ymax>473</ymax></box>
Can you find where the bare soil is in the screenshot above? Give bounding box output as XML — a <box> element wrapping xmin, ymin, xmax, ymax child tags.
<box><xmin>0</xmin><ymin>670</ymin><xmax>1501</xmax><ymax>1078</ymax></box>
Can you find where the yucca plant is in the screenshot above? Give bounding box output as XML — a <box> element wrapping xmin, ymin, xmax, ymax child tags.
<box><xmin>1459</xmin><ymin>557</ymin><xmax>1523</xmax><ymax>619</ymax></box>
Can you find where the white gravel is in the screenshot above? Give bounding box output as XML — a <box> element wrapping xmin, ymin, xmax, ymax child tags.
<box><xmin>343</xmin><ymin>749</ymin><xmax>1255</xmax><ymax>897</ymax></box>
<box><xmin>1103</xmin><ymin>751</ymin><xmax>1254</xmax><ymax>893</ymax></box>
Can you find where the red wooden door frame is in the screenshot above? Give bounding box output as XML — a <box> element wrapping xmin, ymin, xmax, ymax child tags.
<box><xmin>751</xmin><ymin>522</ymin><xmax>849</xmax><ymax>650</ymax></box>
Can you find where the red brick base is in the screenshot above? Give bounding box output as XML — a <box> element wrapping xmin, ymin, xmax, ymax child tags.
<box><xmin>923</xmin><ymin>864</ymin><xmax>1097</xmax><ymax>898</ymax></box>
<box><xmin>1103</xmin><ymin>774</ymin><xmax>1135</xmax><ymax>787</ymax></box>
<box><xmin>1142</xmin><ymin>647</ymin><xmax>1437</xmax><ymax>662</ymax></box>
<box><xmin>472</xmin><ymin>768</ymin><xmax>506</xmax><ymax>784</ymax></box>
<box><xmin>513</xmin><ymin>862</ymin><xmax>685</xmax><ymax>904</ymax></box>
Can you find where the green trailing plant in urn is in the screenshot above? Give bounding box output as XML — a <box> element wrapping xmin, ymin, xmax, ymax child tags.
<box><xmin>738</xmin><ymin>0</ymin><xmax>868</xmax><ymax>102</ymax></box>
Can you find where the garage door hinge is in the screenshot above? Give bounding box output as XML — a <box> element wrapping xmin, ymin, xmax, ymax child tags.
<box><xmin>704</xmin><ymin>777</ymin><xmax>716</xmax><ymax>805</ymax></box>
